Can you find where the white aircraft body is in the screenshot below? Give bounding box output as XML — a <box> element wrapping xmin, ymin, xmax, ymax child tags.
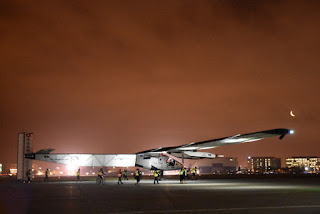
<box><xmin>25</xmin><ymin>128</ymin><xmax>294</xmax><ymax>170</ymax></box>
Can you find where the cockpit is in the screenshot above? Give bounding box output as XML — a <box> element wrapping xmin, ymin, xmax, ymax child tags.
<box><xmin>166</xmin><ymin>157</ymin><xmax>176</xmax><ymax>167</ymax></box>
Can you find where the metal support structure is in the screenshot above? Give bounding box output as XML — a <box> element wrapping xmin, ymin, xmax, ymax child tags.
<box><xmin>17</xmin><ymin>132</ymin><xmax>33</xmax><ymax>180</ymax></box>
<box><xmin>32</xmin><ymin>153</ymin><xmax>136</xmax><ymax>167</ymax></box>
<box><xmin>182</xmin><ymin>152</ymin><xmax>184</xmax><ymax>166</ymax></box>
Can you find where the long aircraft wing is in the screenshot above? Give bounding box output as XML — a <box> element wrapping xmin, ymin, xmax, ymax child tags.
<box><xmin>138</xmin><ymin>128</ymin><xmax>293</xmax><ymax>154</ymax></box>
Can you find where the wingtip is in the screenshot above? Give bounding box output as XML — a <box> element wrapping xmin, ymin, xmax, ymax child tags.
<box><xmin>279</xmin><ymin>129</ymin><xmax>294</xmax><ymax>140</ymax></box>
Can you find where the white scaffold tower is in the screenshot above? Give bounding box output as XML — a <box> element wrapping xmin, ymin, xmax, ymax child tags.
<box><xmin>17</xmin><ymin>132</ymin><xmax>33</xmax><ymax>181</ymax></box>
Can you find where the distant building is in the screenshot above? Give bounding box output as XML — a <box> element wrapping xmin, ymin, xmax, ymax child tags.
<box><xmin>286</xmin><ymin>157</ymin><xmax>320</xmax><ymax>172</ymax></box>
<box><xmin>247</xmin><ymin>157</ymin><xmax>281</xmax><ymax>172</ymax></box>
<box><xmin>190</xmin><ymin>157</ymin><xmax>238</xmax><ymax>174</ymax></box>
<box><xmin>0</xmin><ymin>162</ymin><xmax>17</xmax><ymax>174</ymax></box>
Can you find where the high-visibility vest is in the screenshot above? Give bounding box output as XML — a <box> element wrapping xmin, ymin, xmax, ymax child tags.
<box><xmin>135</xmin><ymin>170</ymin><xmax>140</xmax><ymax>177</ymax></box>
<box><xmin>180</xmin><ymin>169</ymin><xmax>184</xmax><ymax>175</ymax></box>
<box><xmin>98</xmin><ymin>170</ymin><xmax>103</xmax><ymax>176</ymax></box>
<box><xmin>192</xmin><ymin>168</ymin><xmax>196</xmax><ymax>173</ymax></box>
<box><xmin>77</xmin><ymin>171</ymin><xmax>80</xmax><ymax>176</ymax></box>
<box><xmin>154</xmin><ymin>171</ymin><xmax>159</xmax><ymax>177</ymax></box>
<box><xmin>118</xmin><ymin>172</ymin><xmax>122</xmax><ymax>178</ymax></box>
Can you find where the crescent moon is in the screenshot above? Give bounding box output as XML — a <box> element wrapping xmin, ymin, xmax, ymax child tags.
<box><xmin>290</xmin><ymin>111</ymin><xmax>295</xmax><ymax>117</ymax></box>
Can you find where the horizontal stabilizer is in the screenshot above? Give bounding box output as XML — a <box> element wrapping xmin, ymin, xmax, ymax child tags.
<box><xmin>36</xmin><ymin>148</ymin><xmax>55</xmax><ymax>154</ymax></box>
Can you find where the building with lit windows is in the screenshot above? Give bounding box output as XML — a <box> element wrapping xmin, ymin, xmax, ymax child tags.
<box><xmin>247</xmin><ymin>157</ymin><xmax>281</xmax><ymax>172</ymax></box>
<box><xmin>286</xmin><ymin>157</ymin><xmax>320</xmax><ymax>172</ymax></box>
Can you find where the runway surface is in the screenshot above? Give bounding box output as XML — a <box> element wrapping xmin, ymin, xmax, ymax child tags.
<box><xmin>1</xmin><ymin>177</ymin><xmax>320</xmax><ymax>214</ymax></box>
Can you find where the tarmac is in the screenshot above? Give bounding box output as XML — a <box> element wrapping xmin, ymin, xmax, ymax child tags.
<box><xmin>1</xmin><ymin>177</ymin><xmax>320</xmax><ymax>214</ymax></box>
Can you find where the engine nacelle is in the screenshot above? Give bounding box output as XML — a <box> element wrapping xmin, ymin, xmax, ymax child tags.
<box><xmin>184</xmin><ymin>151</ymin><xmax>217</xmax><ymax>158</ymax></box>
<box><xmin>135</xmin><ymin>154</ymin><xmax>182</xmax><ymax>170</ymax></box>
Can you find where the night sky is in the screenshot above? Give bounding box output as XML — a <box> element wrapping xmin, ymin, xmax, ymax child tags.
<box><xmin>1</xmin><ymin>1</ymin><xmax>319</xmax><ymax>166</ymax></box>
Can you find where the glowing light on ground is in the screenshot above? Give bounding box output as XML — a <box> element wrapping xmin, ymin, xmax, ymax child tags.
<box><xmin>66</xmin><ymin>164</ymin><xmax>78</xmax><ymax>175</ymax></box>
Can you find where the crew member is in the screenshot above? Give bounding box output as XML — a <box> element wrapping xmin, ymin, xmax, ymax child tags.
<box><xmin>159</xmin><ymin>170</ymin><xmax>164</xmax><ymax>181</ymax></box>
<box><xmin>153</xmin><ymin>170</ymin><xmax>160</xmax><ymax>184</ymax></box>
<box><xmin>118</xmin><ymin>169</ymin><xmax>123</xmax><ymax>184</ymax></box>
<box><xmin>44</xmin><ymin>169</ymin><xmax>49</xmax><ymax>182</ymax></box>
<box><xmin>191</xmin><ymin>167</ymin><xmax>197</xmax><ymax>180</ymax></box>
<box><xmin>186</xmin><ymin>168</ymin><xmax>190</xmax><ymax>180</ymax></box>
<box><xmin>183</xmin><ymin>167</ymin><xmax>188</xmax><ymax>183</ymax></box>
<box><xmin>123</xmin><ymin>169</ymin><xmax>128</xmax><ymax>180</ymax></box>
<box><xmin>77</xmin><ymin>168</ymin><xmax>80</xmax><ymax>182</ymax></box>
<box><xmin>134</xmin><ymin>168</ymin><xmax>141</xmax><ymax>185</ymax></box>
<box><xmin>179</xmin><ymin>167</ymin><xmax>184</xmax><ymax>184</ymax></box>
<box><xmin>26</xmin><ymin>169</ymin><xmax>31</xmax><ymax>183</ymax></box>
<box><xmin>98</xmin><ymin>168</ymin><xmax>105</xmax><ymax>182</ymax></box>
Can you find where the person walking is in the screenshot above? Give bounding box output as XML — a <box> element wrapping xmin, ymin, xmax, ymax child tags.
<box><xmin>44</xmin><ymin>168</ymin><xmax>49</xmax><ymax>182</ymax></box>
<box><xmin>26</xmin><ymin>169</ymin><xmax>31</xmax><ymax>183</ymax></box>
<box><xmin>123</xmin><ymin>169</ymin><xmax>128</xmax><ymax>180</ymax></box>
<box><xmin>183</xmin><ymin>167</ymin><xmax>188</xmax><ymax>183</ymax></box>
<box><xmin>118</xmin><ymin>169</ymin><xmax>123</xmax><ymax>184</ymax></box>
<box><xmin>179</xmin><ymin>167</ymin><xmax>184</xmax><ymax>184</ymax></box>
<box><xmin>153</xmin><ymin>170</ymin><xmax>160</xmax><ymax>184</ymax></box>
<box><xmin>186</xmin><ymin>168</ymin><xmax>190</xmax><ymax>180</ymax></box>
<box><xmin>98</xmin><ymin>168</ymin><xmax>105</xmax><ymax>180</ymax></box>
<box><xmin>191</xmin><ymin>167</ymin><xmax>197</xmax><ymax>180</ymax></box>
<box><xmin>159</xmin><ymin>170</ymin><xmax>164</xmax><ymax>181</ymax></box>
<box><xmin>134</xmin><ymin>168</ymin><xmax>141</xmax><ymax>185</ymax></box>
<box><xmin>76</xmin><ymin>168</ymin><xmax>80</xmax><ymax>182</ymax></box>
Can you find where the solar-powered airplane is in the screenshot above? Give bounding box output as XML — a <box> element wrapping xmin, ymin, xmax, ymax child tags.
<box><xmin>25</xmin><ymin>128</ymin><xmax>294</xmax><ymax>171</ymax></box>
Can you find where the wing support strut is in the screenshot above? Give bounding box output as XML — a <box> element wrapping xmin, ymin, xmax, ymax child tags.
<box><xmin>279</xmin><ymin>133</ymin><xmax>286</xmax><ymax>140</ymax></box>
<box><xmin>182</xmin><ymin>152</ymin><xmax>184</xmax><ymax>166</ymax></box>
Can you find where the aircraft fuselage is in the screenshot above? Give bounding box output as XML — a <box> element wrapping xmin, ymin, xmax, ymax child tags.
<box><xmin>25</xmin><ymin>153</ymin><xmax>182</xmax><ymax>171</ymax></box>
